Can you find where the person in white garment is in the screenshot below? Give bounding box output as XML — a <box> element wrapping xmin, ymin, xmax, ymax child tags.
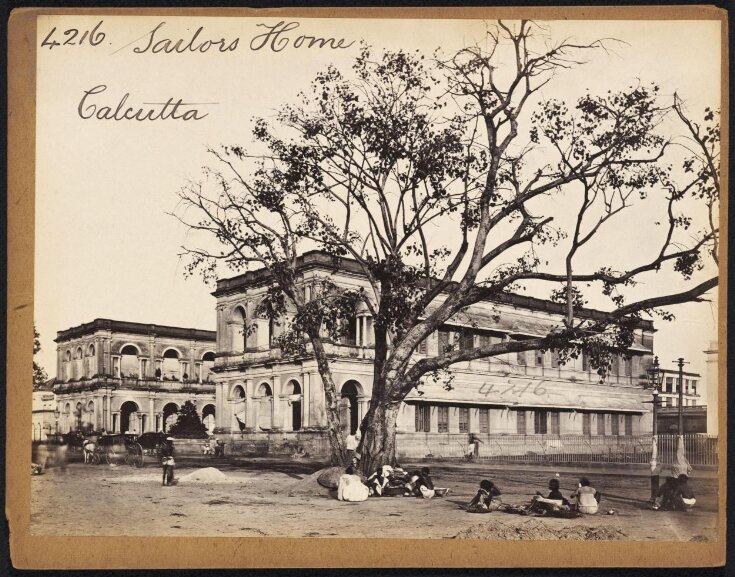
<box><xmin>337</xmin><ymin>466</ymin><xmax>369</xmax><ymax>502</ymax></box>
<box><xmin>570</xmin><ymin>477</ymin><xmax>601</xmax><ymax>514</ymax></box>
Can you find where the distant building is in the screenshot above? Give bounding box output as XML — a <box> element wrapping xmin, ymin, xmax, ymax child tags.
<box><xmin>210</xmin><ymin>251</ymin><xmax>657</xmax><ymax>457</ymax></box>
<box><xmin>32</xmin><ymin>378</ymin><xmax>56</xmax><ymax>441</ymax></box>
<box><xmin>657</xmin><ymin>369</ymin><xmax>702</xmax><ymax>408</ymax></box>
<box><xmin>52</xmin><ymin>319</ymin><xmax>216</xmax><ymax>434</ymax></box>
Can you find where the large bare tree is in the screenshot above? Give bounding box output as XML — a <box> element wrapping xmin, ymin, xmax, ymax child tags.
<box><xmin>175</xmin><ymin>21</ymin><xmax>719</xmax><ymax>471</ymax></box>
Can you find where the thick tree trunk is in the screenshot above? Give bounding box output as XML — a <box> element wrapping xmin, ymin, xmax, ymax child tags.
<box><xmin>310</xmin><ymin>337</ymin><xmax>347</xmax><ymax>466</ymax></box>
<box><xmin>357</xmin><ymin>398</ymin><xmax>401</xmax><ymax>475</ymax></box>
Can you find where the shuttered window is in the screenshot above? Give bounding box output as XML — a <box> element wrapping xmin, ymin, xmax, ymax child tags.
<box><xmin>582</xmin><ymin>413</ymin><xmax>591</xmax><ymax>435</ymax></box>
<box><xmin>597</xmin><ymin>414</ymin><xmax>605</xmax><ymax>435</ymax></box>
<box><xmin>479</xmin><ymin>408</ymin><xmax>490</xmax><ymax>433</ymax></box>
<box><xmin>415</xmin><ymin>404</ymin><xmax>430</xmax><ymax>432</ymax></box>
<box><xmin>437</xmin><ymin>406</ymin><xmax>449</xmax><ymax>433</ymax></box>
<box><xmin>624</xmin><ymin>414</ymin><xmax>633</xmax><ymax>436</ymax></box>
<box><xmin>458</xmin><ymin>407</ymin><xmax>469</xmax><ymax>433</ymax></box>
<box><xmin>534</xmin><ymin>410</ymin><xmax>548</xmax><ymax>434</ymax></box>
<box><xmin>516</xmin><ymin>410</ymin><xmax>526</xmax><ymax>434</ymax></box>
<box><xmin>550</xmin><ymin>411</ymin><xmax>560</xmax><ymax>434</ymax></box>
<box><xmin>611</xmin><ymin>414</ymin><xmax>620</xmax><ymax>436</ymax></box>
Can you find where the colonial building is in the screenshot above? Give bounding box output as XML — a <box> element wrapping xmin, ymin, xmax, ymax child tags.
<box><xmin>654</xmin><ymin>368</ymin><xmax>706</xmax><ymax>434</ymax></box>
<box><xmin>52</xmin><ymin>319</ymin><xmax>216</xmax><ymax>434</ymax></box>
<box><xmin>211</xmin><ymin>251</ymin><xmax>657</xmax><ymax>458</ymax></box>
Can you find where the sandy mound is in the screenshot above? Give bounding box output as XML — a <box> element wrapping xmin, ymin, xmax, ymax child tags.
<box><xmin>453</xmin><ymin>519</ymin><xmax>626</xmax><ymax>541</ymax></box>
<box><xmin>317</xmin><ymin>467</ymin><xmax>346</xmax><ymax>489</ymax></box>
<box><xmin>178</xmin><ymin>467</ymin><xmax>236</xmax><ymax>484</ymax></box>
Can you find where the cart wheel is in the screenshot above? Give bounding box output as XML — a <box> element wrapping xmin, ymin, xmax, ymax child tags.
<box><xmin>130</xmin><ymin>443</ymin><xmax>144</xmax><ymax>468</ymax></box>
<box><xmin>92</xmin><ymin>452</ymin><xmax>101</xmax><ymax>465</ymax></box>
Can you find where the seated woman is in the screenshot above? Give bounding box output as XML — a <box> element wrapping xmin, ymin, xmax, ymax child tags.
<box><xmin>466</xmin><ymin>479</ymin><xmax>502</xmax><ymax>513</ymax></box>
<box><xmin>405</xmin><ymin>467</ymin><xmax>436</xmax><ymax>499</ymax></box>
<box><xmin>337</xmin><ymin>466</ymin><xmax>370</xmax><ymax>502</ymax></box>
<box><xmin>570</xmin><ymin>477</ymin><xmax>601</xmax><ymax>514</ymax></box>
<box><xmin>367</xmin><ymin>465</ymin><xmax>393</xmax><ymax>496</ymax></box>
<box><xmin>526</xmin><ymin>478</ymin><xmax>570</xmax><ymax>516</ymax></box>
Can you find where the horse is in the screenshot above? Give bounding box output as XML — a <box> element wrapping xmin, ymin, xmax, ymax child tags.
<box><xmin>82</xmin><ymin>439</ymin><xmax>96</xmax><ymax>464</ymax></box>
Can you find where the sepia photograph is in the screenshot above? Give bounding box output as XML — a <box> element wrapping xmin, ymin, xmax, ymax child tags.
<box><xmin>7</xmin><ymin>7</ymin><xmax>726</xmax><ymax>569</ymax></box>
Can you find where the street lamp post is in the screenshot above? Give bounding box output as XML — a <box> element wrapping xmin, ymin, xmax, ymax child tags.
<box><xmin>672</xmin><ymin>357</ymin><xmax>692</xmax><ymax>478</ymax></box>
<box><xmin>675</xmin><ymin>357</ymin><xmax>688</xmax><ymax>434</ymax></box>
<box><xmin>645</xmin><ymin>356</ymin><xmax>663</xmax><ymax>502</ymax></box>
<box><xmin>53</xmin><ymin>408</ymin><xmax>60</xmax><ymax>442</ymax></box>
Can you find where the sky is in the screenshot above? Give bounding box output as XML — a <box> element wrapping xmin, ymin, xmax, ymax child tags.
<box><xmin>35</xmin><ymin>16</ymin><xmax>721</xmax><ymax>394</ymax></box>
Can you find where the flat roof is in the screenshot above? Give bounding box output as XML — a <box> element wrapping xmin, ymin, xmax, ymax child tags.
<box><xmin>214</xmin><ymin>250</ymin><xmax>655</xmax><ymax>330</ymax></box>
<box><xmin>56</xmin><ymin>319</ymin><xmax>216</xmax><ymax>343</ymax></box>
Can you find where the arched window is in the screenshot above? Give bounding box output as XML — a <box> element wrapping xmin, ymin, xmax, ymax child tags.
<box><xmin>120</xmin><ymin>401</ymin><xmax>140</xmax><ymax>434</ymax></box>
<box><xmin>162</xmin><ymin>348</ymin><xmax>180</xmax><ymax>380</ymax></box>
<box><xmin>341</xmin><ymin>380</ymin><xmax>363</xmax><ymax>435</ymax></box>
<box><xmin>257</xmin><ymin>383</ymin><xmax>273</xmax><ymax>430</ymax></box>
<box><xmin>230</xmin><ymin>306</ymin><xmax>246</xmax><ymax>353</ymax></box>
<box><xmin>201</xmin><ymin>351</ymin><xmax>215</xmax><ymax>382</ymax></box>
<box><xmin>285</xmin><ymin>380</ymin><xmax>302</xmax><ymax>431</ymax></box>
<box><xmin>120</xmin><ymin>344</ymin><xmax>140</xmax><ymax>378</ymax></box>
<box><xmin>162</xmin><ymin>402</ymin><xmax>179</xmax><ymax>432</ymax></box>
<box><xmin>228</xmin><ymin>384</ymin><xmax>246</xmax><ymax>431</ymax></box>
<box><xmin>202</xmin><ymin>404</ymin><xmax>216</xmax><ymax>433</ymax></box>
<box><xmin>86</xmin><ymin>344</ymin><xmax>96</xmax><ymax>377</ymax></box>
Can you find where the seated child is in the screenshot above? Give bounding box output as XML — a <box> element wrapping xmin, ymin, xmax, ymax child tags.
<box><xmin>569</xmin><ymin>477</ymin><xmax>601</xmax><ymax>514</ymax></box>
<box><xmin>406</xmin><ymin>467</ymin><xmax>435</xmax><ymax>499</ymax></box>
<box><xmin>466</xmin><ymin>479</ymin><xmax>502</xmax><ymax>513</ymax></box>
<box><xmin>671</xmin><ymin>474</ymin><xmax>696</xmax><ymax>510</ymax></box>
<box><xmin>337</xmin><ymin>466</ymin><xmax>370</xmax><ymax>502</ymax></box>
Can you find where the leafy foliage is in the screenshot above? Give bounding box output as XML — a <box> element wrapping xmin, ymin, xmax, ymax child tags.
<box><xmin>168</xmin><ymin>401</ymin><xmax>209</xmax><ymax>439</ymax></box>
<box><xmin>33</xmin><ymin>325</ymin><xmax>48</xmax><ymax>389</ymax></box>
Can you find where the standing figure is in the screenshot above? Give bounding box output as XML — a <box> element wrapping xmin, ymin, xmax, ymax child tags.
<box><xmin>161</xmin><ymin>437</ymin><xmax>176</xmax><ymax>486</ymax></box>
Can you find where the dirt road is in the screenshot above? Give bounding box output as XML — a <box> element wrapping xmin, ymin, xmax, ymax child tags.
<box><xmin>30</xmin><ymin>459</ymin><xmax>719</xmax><ymax>540</ymax></box>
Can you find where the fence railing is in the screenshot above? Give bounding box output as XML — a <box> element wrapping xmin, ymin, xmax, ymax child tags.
<box><xmin>395</xmin><ymin>433</ymin><xmax>718</xmax><ymax>466</ymax></box>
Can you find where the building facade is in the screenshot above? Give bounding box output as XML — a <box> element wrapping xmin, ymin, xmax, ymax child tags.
<box><xmin>32</xmin><ymin>379</ymin><xmax>57</xmax><ymax>441</ymax></box>
<box><xmin>654</xmin><ymin>368</ymin><xmax>706</xmax><ymax>435</ymax></box>
<box><xmin>211</xmin><ymin>252</ymin><xmax>657</xmax><ymax>457</ymax></box>
<box><xmin>53</xmin><ymin>319</ymin><xmax>216</xmax><ymax>435</ymax></box>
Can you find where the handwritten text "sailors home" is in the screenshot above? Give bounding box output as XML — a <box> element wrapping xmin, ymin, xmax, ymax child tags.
<box><xmin>41</xmin><ymin>20</ymin><xmax>355</xmax><ymax>54</ymax></box>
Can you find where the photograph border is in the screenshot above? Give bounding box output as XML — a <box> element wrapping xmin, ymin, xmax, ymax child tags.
<box><xmin>6</xmin><ymin>5</ymin><xmax>728</xmax><ymax>569</ymax></box>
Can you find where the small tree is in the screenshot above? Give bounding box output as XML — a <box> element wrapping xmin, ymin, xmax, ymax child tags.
<box><xmin>168</xmin><ymin>401</ymin><xmax>209</xmax><ymax>439</ymax></box>
<box><xmin>33</xmin><ymin>325</ymin><xmax>48</xmax><ymax>389</ymax></box>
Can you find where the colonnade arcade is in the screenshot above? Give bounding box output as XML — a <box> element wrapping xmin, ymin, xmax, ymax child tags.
<box><xmin>56</xmin><ymin>397</ymin><xmax>217</xmax><ymax>434</ymax></box>
<box><xmin>219</xmin><ymin>377</ymin><xmax>368</xmax><ymax>434</ymax></box>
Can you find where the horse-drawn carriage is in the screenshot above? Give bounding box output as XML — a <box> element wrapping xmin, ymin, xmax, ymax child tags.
<box><xmin>92</xmin><ymin>433</ymin><xmax>143</xmax><ymax>467</ymax></box>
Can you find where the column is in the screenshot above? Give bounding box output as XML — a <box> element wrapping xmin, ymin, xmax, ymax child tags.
<box><xmin>148</xmin><ymin>395</ymin><xmax>155</xmax><ymax>433</ymax></box>
<box><xmin>272</xmin><ymin>375</ymin><xmax>282</xmax><ymax>430</ymax></box>
<box><xmin>301</xmin><ymin>372</ymin><xmax>311</xmax><ymax>429</ymax></box>
<box><xmin>105</xmin><ymin>394</ymin><xmax>112</xmax><ymax>431</ymax></box>
<box><xmin>246</xmin><ymin>379</ymin><xmax>257</xmax><ymax>430</ymax></box>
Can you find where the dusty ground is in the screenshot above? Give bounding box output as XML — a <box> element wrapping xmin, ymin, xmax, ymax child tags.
<box><xmin>30</xmin><ymin>458</ymin><xmax>719</xmax><ymax>541</ymax></box>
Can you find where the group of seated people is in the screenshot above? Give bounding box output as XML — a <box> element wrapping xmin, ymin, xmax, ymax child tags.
<box><xmin>466</xmin><ymin>476</ymin><xmax>602</xmax><ymax>517</ymax></box>
<box><xmin>337</xmin><ymin>463</ymin><xmax>439</xmax><ymax>502</ymax></box>
<box><xmin>652</xmin><ymin>474</ymin><xmax>696</xmax><ymax>511</ymax></box>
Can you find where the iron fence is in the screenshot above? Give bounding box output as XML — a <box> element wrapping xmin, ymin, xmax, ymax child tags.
<box><xmin>396</xmin><ymin>433</ymin><xmax>718</xmax><ymax>466</ymax></box>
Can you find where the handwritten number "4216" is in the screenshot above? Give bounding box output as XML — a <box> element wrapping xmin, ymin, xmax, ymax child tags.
<box><xmin>41</xmin><ymin>21</ymin><xmax>105</xmax><ymax>49</ymax></box>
